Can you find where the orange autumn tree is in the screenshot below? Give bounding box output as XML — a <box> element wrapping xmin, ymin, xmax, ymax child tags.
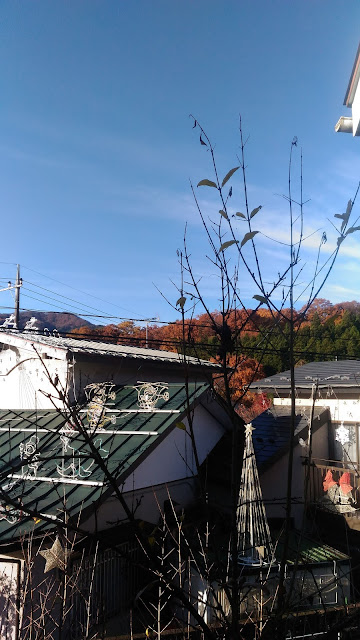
<box><xmin>212</xmin><ymin>354</ymin><xmax>270</xmax><ymax>423</ymax></box>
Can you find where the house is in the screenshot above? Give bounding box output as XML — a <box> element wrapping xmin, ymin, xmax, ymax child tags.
<box><xmin>0</xmin><ymin>328</ymin><xmax>355</xmax><ymax>637</ymax></box>
<box><xmin>222</xmin><ymin>358</ymin><xmax>360</xmax><ymax>627</ymax></box>
<box><xmin>170</xmin><ymin>359</ymin><xmax>356</xmax><ymax>630</ymax></box>
<box><xmin>335</xmin><ymin>41</ymin><xmax>360</xmax><ymax>135</ymax></box>
<box><xmin>0</xmin><ymin>327</ymin><xmax>216</xmax><ymax>410</ymax></box>
<box><xmin>187</xmin><ymin>418</ymin><xmax>352</xmax><ymax>631</ymax></box>
<box><xmin>251</xmin><ymin>359</ymin><xmax>360</xmax><ymax>531</ymax></box>
<box><xmin>0</xmin><ymin>328</ymin><xmax>236</xmax><ymax>637</ymax></box>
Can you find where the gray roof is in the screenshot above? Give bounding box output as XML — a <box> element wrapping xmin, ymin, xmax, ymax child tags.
<box><xmin>0</xmin><ymin>330</ymin><xmax>218</xmax><ymax>369</ymax></box>
<box><xmin>253</xmin><ymin>405</ymin><xmax>329</xmax><ymax>471</ymax></box>
<box><xmin>251</xmin><ymin>360</ymin><xmax>360</xmax><ymax>391</ymax></box>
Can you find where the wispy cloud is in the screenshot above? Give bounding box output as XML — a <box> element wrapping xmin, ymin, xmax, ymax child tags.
<box><xmin>0</xmin><ymin>143</ymin><xmax>86</xmax><ymax>172</ymax></box>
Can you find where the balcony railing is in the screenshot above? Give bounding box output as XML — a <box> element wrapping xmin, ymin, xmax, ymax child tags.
<box><xmin>307</xmin><ymin>458</ymin><xmax>360</xmax><ymax>518</ymax></box>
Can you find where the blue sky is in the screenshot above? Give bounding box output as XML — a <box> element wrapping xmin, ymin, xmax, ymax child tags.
<box><xmin>1</xmin><ymin>1</ymin><xmax>360</xmax><ymax>326</ymax></box>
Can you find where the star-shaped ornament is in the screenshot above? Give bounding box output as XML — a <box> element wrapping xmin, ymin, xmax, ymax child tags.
<box><xmin>39</xmin><ymin>537</ymin><xmax>68</xmax><ymax>572</ymax></box>
<box><xmin>245</xmin><ymin>423</ymin><xmax>255</xmax><ymax>437</ymax></box>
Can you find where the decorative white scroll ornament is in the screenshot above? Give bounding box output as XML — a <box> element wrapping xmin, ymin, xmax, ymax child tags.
<box><xmin>133</xmin><ymin>382</ymin><xmax>169</xmax><ymax>410</ymax></box>
<box><xmin>0</xmin><ymin>501</ymin><xmax>22</xmax><ymax>524</ymax></box>
<box><xmin>84</xmin><ymin>382</ymin><xmax>116</xmax><ymax>429</ymax></box>
<box><xmin>24</xmin><ymin>317</ymin><xmax>39</xmax><ymax>332</ymax></box>
<box><xmin>57</xmin><ymin>431</ymin><xmax>108</xmax><ymax>479</ymax></box>
<box><xmin>17</xmin><ymin>429</ymin><xmax>108</xmax><ymax>483</ymax></box>
<box><xmin>19</xmin><ymin>435</ymin><xmax>40</xmax><ymax>478</ymax></box>
<box><xmin>0</xmin><ymin>315</ymin><xmax>16</xmax><ymax>329</ymax></box>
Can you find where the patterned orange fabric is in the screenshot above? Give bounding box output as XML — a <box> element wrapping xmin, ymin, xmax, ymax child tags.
<box><xmin>339</xmin><ymin>472</ymin><xmax>353</xmax><ymax>495</ymax></box>
<box><xmin>323</xmin><ymin>470</ymin><xmax>337</xmax><ymax>492</ymax></box>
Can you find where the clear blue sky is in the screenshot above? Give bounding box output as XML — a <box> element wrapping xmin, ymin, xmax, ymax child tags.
<box><xmin>1</xmin><ymin>1</ymin><xmax>360</xmax><ymax>326</ymax></box>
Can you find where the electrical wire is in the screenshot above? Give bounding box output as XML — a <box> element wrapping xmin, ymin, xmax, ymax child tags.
<box><xmin>2</xmin><ymin>273</ymin><xmax>360</xmax><ymax>335</ymax></box>
<box><xmin>21</xmin><ymin>264</ymin><xmax>144</xmax><ymax>319</ymax></box>
<box><xmin>21</xmin><ymin>285</ymin><xmax>109</xmax><ymax>319</ymax></box>
<box><xmin>3</xmin><ymin>325</ymin><xmax>360</xmax><ymax>362</ymax></box>
<box><xmin>3</xmin><ymin>268</ymin><xmax>360</xmax><ymax>341</ymax></box>
<box><xmin>1</xmin><ymin>291</ymin><xmax>360</xmax><ymax>351</ymax></box>
<box><xmin>25</xmin><ymin>280</ymin><xmax>125</xmax><ymax>317</ymax></box>
<box><xmin>3</xmin><ymin>300</ymin><xmax>359</xmax><ymax>340</ymax></box>
<box><xmin>19</xmin><ymin>291</ymin><xmax>109</xmax><ymax>326</ymax></box>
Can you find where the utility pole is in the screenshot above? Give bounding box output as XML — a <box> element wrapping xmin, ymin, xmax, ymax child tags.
<box><xmin>143</xmin><ymin>317</ymin><xmax>159</xmax><ymax>348</ymax></box>
<box><xmin>0</xmin><ymin>265</ymin><xmax>23</xmax><ymax>330</ymax></box>
<box><xmin>14</xmin><ymin>264</ymin><xmax>22</xmax><ymax>330</ymax></box>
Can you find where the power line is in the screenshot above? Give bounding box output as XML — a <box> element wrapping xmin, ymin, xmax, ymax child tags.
<box><xmin>21</xmin><ymin>264</ymin><xmax>145</xmax><ymax>319</ymax></box>
<box><xmin>3</xmin><ymin>270</ymin><xmax>360</xmax><ymax>333</ymax></box>
<box><xmin>4</xmin><ymin>269</ymin><xmax>360</xmax><ymax>337</ymax></box>
<box><xmin>5</xmin><ymin>326</ymin><xmax>360</xmax><ymax>361</ymax></box>
<box><xmin>21</xmin><ymin>285</ymin><xmax>109</xmax><ymax>320</ymax></box>
<box><xmin>25</xmin><ymin>280</ymin><xmax>119</xmax><ymax>317</ymax></box>
<box><xmin>1</xmin><ymin>300</ymin><xmax>360</xmax><ymax>342</ymax></box>
<box><xmin>19</xmin><ymin>291</ymin><xmax>109</xmax><ymax>326</ymax></box>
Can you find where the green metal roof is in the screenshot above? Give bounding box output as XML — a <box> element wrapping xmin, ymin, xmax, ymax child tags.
<box><xmin>0</xmin><ymin>381</ymin><xmax>209</xmax><ymax>541</ymax></box>
<box><xmin>276</xmin><ymin>531</ymin><xmax>349</xmax><ymax>564</ymax></box>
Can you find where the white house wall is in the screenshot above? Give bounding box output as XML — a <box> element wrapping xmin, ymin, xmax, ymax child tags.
<box><xmin>351</xmin><ymin>82</ymin><xmax>360</xmax><ymax>135</ymax></box>
<box><xmin>0</xmin><ymin>335</ymin><xmax>69</xmax><ymax>410</ymax></box>
<box><xmin>0</xmin><ymin>333</ymin><xmax>213</xmax><ymax>410</ymax></box>
<box><xmin>274</xmin><ymin>396</ymin><xmax>360</xmax><ymax>423</ymax></box>
<box><xmin>85</xmin><ymin>478</ymin><xmax>198</xmax><ymax>529</ymax></box>
<box><xmin>122</xmin><ymin>402</ymin><xmax>225</xmax><ymax>492</ymax></box>
<box><xmin>83</xmin><ymin>402</ymin><xmax>226</xmax><ymax>530</ymax></box>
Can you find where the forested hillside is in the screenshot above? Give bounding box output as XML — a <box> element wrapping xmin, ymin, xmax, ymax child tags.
<box><xmin>71</xmin><ymin>298</ymin><xmax>360</xmax><ymax>371</ymax></box>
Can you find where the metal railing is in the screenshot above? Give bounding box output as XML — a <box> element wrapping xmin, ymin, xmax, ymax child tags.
<box><xmin>308</xmin><ymin>457</ymin><xmax>360</xmax><ymax>507</ymax></box>
<box><xmin>70</xmin><ymin>542</ymin><xmax>141</xmax><ymax>637</ymax></box>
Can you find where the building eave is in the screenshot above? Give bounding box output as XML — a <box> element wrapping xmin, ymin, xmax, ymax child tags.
<box><xmin>344</xmin><ymin>41</ymin><xmax>360</xmax><ymax>107</ymax></box>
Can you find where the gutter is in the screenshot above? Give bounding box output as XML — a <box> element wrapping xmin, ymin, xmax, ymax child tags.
<box><xmin>335</xmin><ymin>116</ymin><xmax>353</xmax><ymax>133</ymax></box>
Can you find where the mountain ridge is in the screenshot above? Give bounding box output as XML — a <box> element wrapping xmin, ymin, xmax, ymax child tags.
<box><xmin>0</xmin><ymin>311</ymin><xmax>95</xmax><ymax>334</ymax></box>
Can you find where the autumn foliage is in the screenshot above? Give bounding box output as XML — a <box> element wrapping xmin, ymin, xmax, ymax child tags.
<box><xmin>70</xmin><ymin>298</ymin><xmax>360</xmax><ymax>421</ymax></box>
<box><xmin>71</xmin><ymin>311</ymin><xmax>274</xmax><ymax>420</ymax></box>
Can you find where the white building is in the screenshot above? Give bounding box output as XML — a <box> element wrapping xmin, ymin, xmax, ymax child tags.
<box><xmin>251</xmin><ymin>360</ymin><xmax>360</xmax><ymax>531</ymax></box>
<box><xmin>0</xmin><ymin>328</ymin><xmax>235</xmax><ymax>637</ymax></box>
<box><xmin>335</xmin><ymin>42</ymin><xmax>360</xmax><ymax>135</ymax></box>
<box><xmin>0</xmin><ymin>329</ymin><xmax>216</xmax><ymax>409</ymax></box>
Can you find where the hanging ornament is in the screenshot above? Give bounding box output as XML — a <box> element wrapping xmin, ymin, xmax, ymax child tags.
<box><xmin>335</xmin><ymin>422</ymin><xmax>350</xmax><ymax>446</ymax></box>
<box><xmin>39</xmin><ymin>537</ymin><xmax>68</xmax><ymax>572</ymax></box>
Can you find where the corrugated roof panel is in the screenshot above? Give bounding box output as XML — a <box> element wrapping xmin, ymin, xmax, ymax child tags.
<box><xmin>251</xmin><ymin>360</ymin><xmax>360</xmax><ymax>391</ymax></box>
<box><xmin>0</xmin><ymin>381</ymin><xmax>209</xmax><ymax>541</ymax></box>
<box><xmin>276</xmin><ymin>531</ymin><xmax>349</xmax><ymax>564</ymax></box>
<box><xmin>1</xmin><ymin>331</ymin><xmax>218</xmax><ymax>369</ymax></box>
